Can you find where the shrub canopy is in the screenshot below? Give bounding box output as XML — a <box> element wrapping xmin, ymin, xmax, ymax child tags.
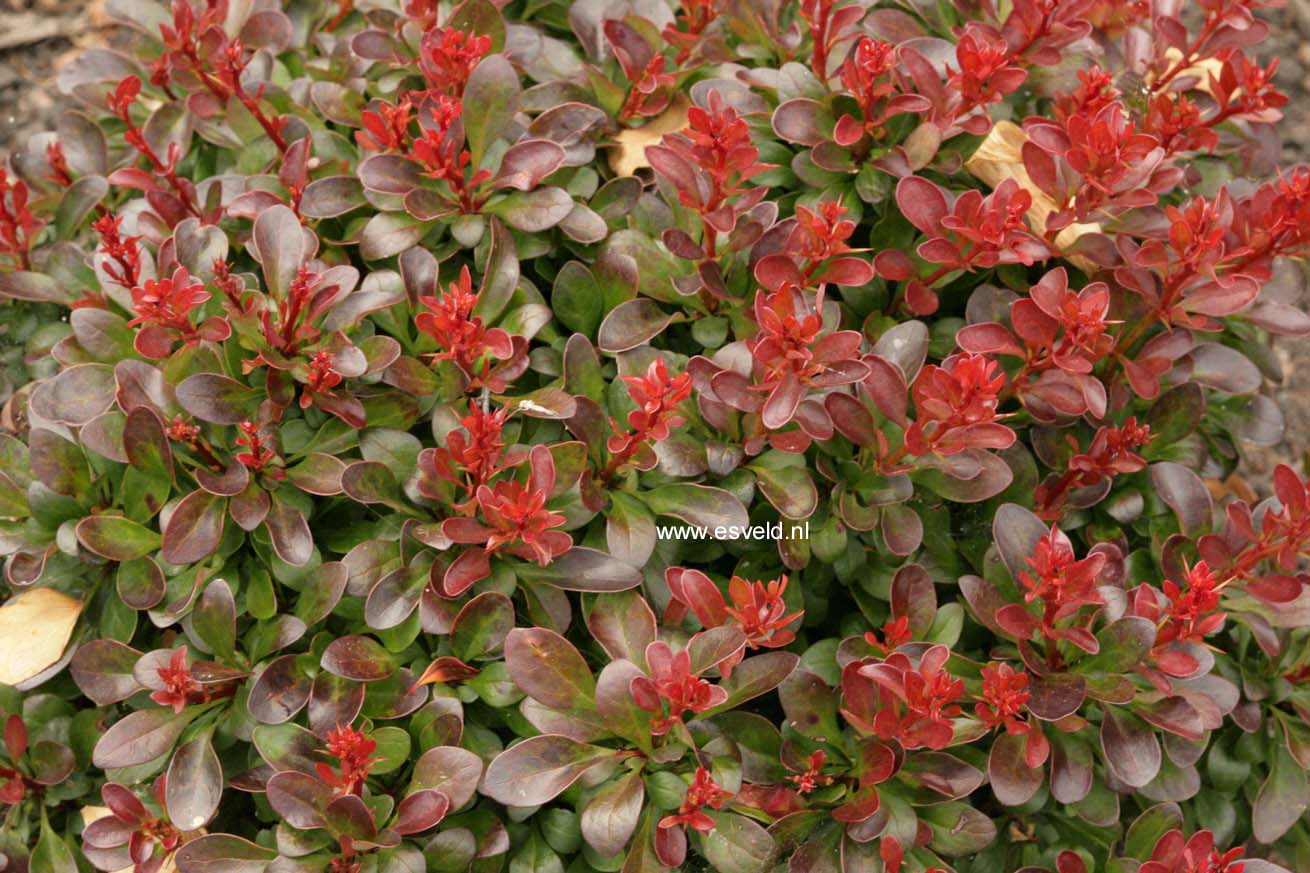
<box><xmin>1</xmin><ymin>0</ymin><xmax>1310</xmax><ymax>872</ymax></box>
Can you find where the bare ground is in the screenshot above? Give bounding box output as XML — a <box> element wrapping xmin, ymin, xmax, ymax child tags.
<box><xmin>1242</xmin><ymin>4</ymin><xmax>1310</xmax><ymax>484</ymax></box>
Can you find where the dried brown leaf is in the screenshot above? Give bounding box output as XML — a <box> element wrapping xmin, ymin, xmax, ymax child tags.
<box><xmin>964</xmin><ymin>120</ymin><xmax>1100</xmax><ymax>272</ymax></box>
<box><xmin>0</xmin><ymin>587</ymin><xmax>82</xmax><ymax>685</ymax></box>
<box><xmin>607</xmin><ymin>94</ymin><xmax>691</xmax><ymax>176</ymax></box>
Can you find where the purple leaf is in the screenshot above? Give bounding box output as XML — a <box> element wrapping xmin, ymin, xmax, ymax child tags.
<box><xmin>494</xmin><ymin>139</ymin><xmax>567</xmax><ymax>191</ymax></box>
<box><xmin>487</xmin><ymin>186</ymin><xmax>575</xmax><ymax>232</ymax></box>
<box><xmin>92</xmin><ymin>709</ymin><xmax>190</xmax><ymax>769</ymax></box>
<box><xmin>411</xmin><ymin>746</ymin><xmax>484</xmax><ymax>809</ymax></box>
<box><xmin>1100</xmin><ymin>707</ymin><xmax>1161</xmax><ymax>789</ymax></box>
<box><xmin>580</xmin><ymin>770</ymin><xmax>644</xmax><ymax>856</ymax></box>
<box><xmin>505</xmin><ymin>627</ymin><xmax>595</xmax><ymax>711</ymax></box>
<box><xmin>266</xmin><ymin>770</ymin><xmax>332</xmax><ymax>830</ymax></box>
<box><xmin>596</xmin><ymin>298</ymin><xmax>672</xmax><ymax>353</ymax></box>
<box><xmin>988</xmin><ymin>731</ymin><xmax>1043</xmax><ymax>806</ymax></box>
<box><xmin>321</xmin><ymin>635</ymin><xmax>397</xmax><ymax>682</ymax></box>
<box><xmin>161</xmin><ymin>489</ymin><xmax>226</xmax><ymax>565</ymax></box>
<box><xmin>165</xmin><ymin>734</ymin><xmax>223</xmax><ymax>831</ymax></box>
<box><xmin>394</xmin><ymin>789</ymin><xmax>450</xmax><ymax>835</ymax></box>
<box><xmin>481</xmin><ymin>735</ymin><xmax>620</xmax><ymax>807</ymax></box>
<box><xmin>174</xmin><ymin>835</ymin><xmax>275</xmax><ymax>873</ymax></box>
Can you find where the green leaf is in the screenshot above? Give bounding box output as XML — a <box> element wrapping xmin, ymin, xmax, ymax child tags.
<box><xmin>749</xmin><ymin>463</ymin><xmax>818</xmax><ymax>521</ymax></box>
<box><xmin>31</xmin><ymin>812</ymin><xmax>78</xmax><ymax>873</ymax></box>
<box><xmin>75</xmin><ymin>514</ymin><xmax>161</xmax><ymax>561</ymax></box>
<box><xmin>510</xmin><ymin>829</ymin><xmax>564</xmax><ymax>873</ymax></box>
<box><xmin>552</xmin><ymin>262</ymin><xmax>603</xmax><ymax>336</ymax></box>
<box><xmin>917</xmin><ymin>802</ymin><xmax>998</xmax><ymax>856</ymax></box>
<box><xmin>1253</xmin><ymin>745</ymin><xmax>1309</xmax><ymax>844</ymax></box>
<box><xmin>56</xmin><ymin>175</ymin><xmax>109</xmax><ymax>239</ymax></box>
<box><xmin>1123</xmin><ymin>802</ymin><xmax>1183</xmax><ymax>860</ymax></box>
<box><xmin>190</xmin><ymin>579</ymin><xmax>237</xmax><ymax>660</ymax></box>
<box><xmin>916</xmin><ymin>451</ymin><xmax>1014</xmax><ymax>504</ymax></box>
<box><xmin>516</xmin><ymin>547</ymin><xmax>642</xmax><ymax>592</ymax></box>
<box><xmin>370</xmin><ymin>726</ymin><xmax>412</xmax><ymax>775</ymax></box>
<box><xmin>463</xmin><ymin>54</ymin><xmax>520</xmax><ymax>165</ymax></box>
<box><xmin>1143</xmin><ymin>383</ymin><xmax>1205</xmax><ymax>455</ymax></box>
<box><xmin>1082</xmin><ymin>617</ymin><xmax>1155</xmax><ymax>673</ymax></box>
<box><xmin>701</xmin><ymin>812</ymin><xmax>776</xmax><ymax>873</ymax></box>
<box><xmin>779</xmin><ymin>669</ymin><xmax>842</xmax><ymax>741</ymax></box>
<box><xmin>360</xmin><ymin>212</ymin><xmax>430</xmax><ymax>261</ymax></box>
<box><xmin>321</xmin><ymin>635</ymin><xmax>398</xmax><ymax>682</ymax></box>
<box><xmin>451</xmin><ymin>591</ymin><xmax>516</xmax><ymax>662</ymax></box>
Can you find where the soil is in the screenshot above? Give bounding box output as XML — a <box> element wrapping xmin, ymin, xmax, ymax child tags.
<box><xmin>0</xmin><ymin>2</ymin><xmax>1307</xmax><ymax>481</ymax></box>
<box><xmin>1228</xmin><ymin>4</ymin><xmax>1310</xmax><ymax>486</ymax></box>
<box><xmin>0</xmin><ymin>0</ymin><xmax>113</xmax><ymax>157</ymax></box>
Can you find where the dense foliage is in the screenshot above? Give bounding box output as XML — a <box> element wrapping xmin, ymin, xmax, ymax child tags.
<box><xmin>3</xmin><ymin>0</ymin><xmax>1310</xmax><ymax>871</ymax></box>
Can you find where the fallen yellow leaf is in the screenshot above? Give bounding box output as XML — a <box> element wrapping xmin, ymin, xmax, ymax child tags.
<box><xmin>607</xmin><ymin>94</ymin><xmax>692</xmax><ymax>177</ymax></box>
<box><xmin>964</xmin><ymin>55</ymin><xmax>1216</xmax><ymax>274</ymax></box>
<box><xmin>1150</xmin><ymin>48</ymin><xmax>1224</xmax><ymax>97</ymax></box>
<box><xmin>81</xmin><ymin>806</ymin><xmax>111</xmax><ymax>825</ymax></box>
<box><xmin>0</xmin><ymin>587</ymin><xmax>82</xmax><ymax>686</ymax></box>
<box><xmin>964</xmin><ymin>120</ymin><xmax>1101</xmax><ymax>273</ymax></box>
<box><xmin>1205</xmin><ymin>473</ymin><xmax>1258</xmax><ymax>504</ymax></box>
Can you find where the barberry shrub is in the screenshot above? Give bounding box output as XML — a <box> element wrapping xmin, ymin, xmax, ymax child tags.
<box><xmin>3</xmin><ymin>0</ymin><xmax>1310</xmax><ymax>871</ymax></box>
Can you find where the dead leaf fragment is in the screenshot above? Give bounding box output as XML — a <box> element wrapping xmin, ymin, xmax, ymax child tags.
<box><xmin>1206</xmin><ymin>473</ymin><xmax>1259</xmax><ymax>504</ymax></box>
<box><xmin>0</xmin><ymin>587</ymin><xmax>82</xmax><ymax>686</ymax></box>
<box><xmin>608</xmin><ymin>94</ymin><xmax>692</xmax><ymax>176</ymax></box>
<box><xmin>964</xmin><ymin>120</ymin><xmax>1100</xmax><ymax>272</ymax></box>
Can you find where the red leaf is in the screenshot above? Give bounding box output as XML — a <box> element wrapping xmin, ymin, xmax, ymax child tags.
<box><xmin>956</xmin><ymin>322</ymin><xmax>1023</xmax><ymax>357</ymax></box>
<box><xmin>905</xmin><ymin>280</ymin><xmax>939</xmax><ymax>315</ymax></box>
<box><xmin>994</xmin><ymin>604</ymin><xmax>1039</xmax><ymax>640</ymax></box>
<box><xmin>393</xmin><ymin>789</ymin><xmax>450</xmax><ymax>835</ymax></box>
<box><xmin>666</xmin><ymin>568</ymin><xmax>729</xmax><ymax>627</ymax></box>
<box><xmin>161</xmin><ymin>489</ymin><xmax>226</xmax><ymax>565</ymax></box>
<box><xmin>820</xmin><ymin>257</ymin><xmax>875</xmax><ymax>286</ymax></box>
<box><xmin>873</xmin><ymin>250</ymin><xmax>915</xmax><ymax>281</ymax></box>
<box><xmin>441</xmin><ymin>548</ymin><xmax>491</xmax><ymax>598</ymax></box>
<box><xmin>895</xmin><ymin>176</ymin><xmax>949</xmax><ymax>234</ymax></box>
